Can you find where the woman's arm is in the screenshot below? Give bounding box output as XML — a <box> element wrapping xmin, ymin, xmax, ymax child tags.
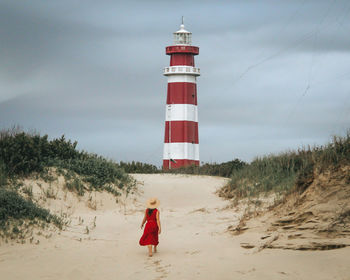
<box><xmin>141</xmin><ymin>210</ymin><xmax>147</xmax><ymax>229</ymax></box>
<box><xmin>156</xmin><ymin>210</ymin><xmax>161</xmax><ymax>234</ymax></box>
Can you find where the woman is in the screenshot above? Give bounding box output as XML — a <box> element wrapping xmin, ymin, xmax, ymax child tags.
<box><xmin>139</xmin><ymin>197</ymin><xmax>161</xmax><ymax>257</ymax></box>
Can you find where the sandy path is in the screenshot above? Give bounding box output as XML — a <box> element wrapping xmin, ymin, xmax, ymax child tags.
<box><xmin>1</xmin><ymin>174</ymin><xmax>350</xmax><ymax>280</ymax></box>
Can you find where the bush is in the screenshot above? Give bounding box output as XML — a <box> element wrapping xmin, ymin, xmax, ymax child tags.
<box><xmin>52</xmin><ymin>155</ymin><xmax>133</xmax><ymax>192</ymax></box>
<box><xmin>0</xmin><ymin>127</ymin><xmax>139</xmax><ymax>238</ymax></box>
<box><xmin>119</xmin><ymin>161</ymin><xmax>159</xmax><ymax>174</ymax></box>
<box><xmin>65</xmin><ymin>177</ymin><xmax>85</xmax><ymax>196</ymax></box>
<box><xmin>0</xmin><ymin>133</ymin><xmax>45</xmax><ymax>175</ymax></box>
<box><xmin>0</xmin><ymin>160</ymin><xmax>7</xmax><ymax>186</ymax></box>
<box><xmin>49</xmin><ymin>135</ymin><xmax>79</xmax><ymax>161</ymax></box>
<box><xmin>227</xmin><ymin>152</ymin><xmax>311</xmax><ymax>198</ymax></box>
<box><xmin>0</xmin><ymin>132</ymin><xmax>80</xmax><ymax>176</ymax></box>
<box><xmin>117</xmin><ymin>159</ymin><xmax>247</xmax><ymax>178</ymax></box>
<box><xmin>0</xmin><ymin>127</ymin><xmax>137</xmax><ymax>233</ymax></box>
<box><xmin>0</xmin><ymin>188</ymin><xmax>62</xmax><ymax>229</ymax></box>
<box><xmin>223</xmin><ymin>131</ymin><xmax>350</xmax><ymax>199</ymax></box>
<box><xmin>0</xmin><ymin>129</ymin><xmax>135</xmax><ymax>195</ymax></box>
<box><xmin>162</xmin><ymin>159</ymin><xmax>247</xmax><ymax>177</ymax></box>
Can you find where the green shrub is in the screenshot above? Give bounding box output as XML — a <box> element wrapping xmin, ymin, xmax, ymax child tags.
<box><xmin>227</xmin><ymin>152</ymin><xmax>309</xmax><ymax>198</ymax></box>
<box><xmin>0</xmin><ymin>160</ymin><xmax>7</xmax><ymax>186</ymax></box>
<box><xmin>0</xmin><ymin>129</ymin><xmax>135</xmax><ymax>196</ymax></box>
<box><xmin>119</xmin><ymin>161</ymin><xmax>158</xmax><ymax>174</ymax></box>
<box><xmin>224</xmin><ymin>131</ymin><xmax>350</xmax><ymax>199</ymax></box>
<box><xmin>22</xmin><ymin>185</ymin><xmax>33</xmax><ymax>197</ymax></box>
<box><xmin>162</xmin><ymin>159</ymin><xmax>247</xmax><ymax>177</ymax></box>
<box><xmin>0</xmin><ymin>133</ymin><xmax>44</xmax><ymax>175</ymax></box>
<box><xmin>65</xmin><ymin>177</ymin><xmax>85</xmax><ymax>196</ymax></box>
<box><xmin>0</xmin><ymin>132</ymin><xmax>79</xmax><ymax>176</ymax></box>
<box><xmin>49</xmin><ymin>135</ymin><xmax>79</xmax><ymax>160</ymax></box>
<box><xmin>0</xmin><ymin>188</ymin><xmax>62</xmax><ymax>229</ymax></box>
<box><xmin>316</xmin><ymin>133</ymin><xmax>350</xmax><ymax>170</ymax></box>
<box><xmin>90</xmin><ymin>158</ymin><xmax>247</xmax><ymax>178</ymax></box>
<box><xmin>53</xmin><ymin>155</ymin><xmax>132</xmax><ymax>193</ymax></box>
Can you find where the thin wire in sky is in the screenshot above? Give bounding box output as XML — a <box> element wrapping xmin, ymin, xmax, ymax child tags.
<box><xmin>286</xmin><ymin>0</ymin><xmax>342</xmax><ymax>123</ymax></box>
<box><xmin>254</xmin><ymin>0</ymin><xmax>309</xmax><ymax>62</ymax></box>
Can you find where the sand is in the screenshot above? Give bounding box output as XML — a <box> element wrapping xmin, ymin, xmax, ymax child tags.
<box><xmin>1</xmin><ymin>174</ymin><xmax>350</xmax><ymax>280</ymax></box>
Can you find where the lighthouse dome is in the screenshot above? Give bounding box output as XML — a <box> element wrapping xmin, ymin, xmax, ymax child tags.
<box><xmin>173</xmin><ymin>23</ymin><xmax>192</xmax><ymax>45</ymax></box>
<box><xmin>176</xmin><ymin>24</ymin><xmax>190</xmax><ymax>33</ymax></box>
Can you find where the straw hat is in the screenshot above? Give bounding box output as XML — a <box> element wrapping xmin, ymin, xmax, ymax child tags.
<box><xmin>146</xmin><ymin>197</ymin><xmax>160</xmax><ymax>209</ymax></box>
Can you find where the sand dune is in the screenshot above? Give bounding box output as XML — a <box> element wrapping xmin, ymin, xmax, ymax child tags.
<box><xmin>227</xmin><ymin>166</ymin><xmax>350</xmax><ymax>252</ymax></box>
<box><xmin>1</xmin><ymin>174</ymin><xmax>349</xmax><ymax>280</ymax></box>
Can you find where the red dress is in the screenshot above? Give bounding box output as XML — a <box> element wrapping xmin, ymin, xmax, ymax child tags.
<box><xmin>139</xmin><ymin>208</ymin><xmax>159</xmax><ymax>246</ymax></box>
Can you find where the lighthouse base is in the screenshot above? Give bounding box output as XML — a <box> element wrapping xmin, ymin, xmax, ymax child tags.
<box><xmin>163</xmin><ymin>159</ymin><xmax>199</xmax><ymax>170</ymax></box>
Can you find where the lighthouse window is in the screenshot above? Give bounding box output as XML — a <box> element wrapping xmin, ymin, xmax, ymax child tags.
<box><xmin>179</xmin><ymin>34</ymin><xmax>185</xmax><ymax>44</ymax></box>
<box><xmin>174</xmin><ymin>33</ymin><xmax>191</xmax><ymax>45</ymax></box>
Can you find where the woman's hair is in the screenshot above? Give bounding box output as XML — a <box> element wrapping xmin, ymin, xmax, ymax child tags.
<box><xmin>147</xmin><ymin>208</ymin><xmax>155</xmax><ymax>216</ymax></box>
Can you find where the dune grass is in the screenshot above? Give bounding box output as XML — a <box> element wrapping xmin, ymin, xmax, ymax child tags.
<box><xmin>0</xmin><ymin>188</ymin><xmax>63</xmax><ymax>230</ymax></box>
<box><xmin>162</xmin><ymin>159</ymin><xmax>247</xmax><ymax>177</ymax></box>
<box><xmin>0</xmin><ymin>129</ymin><xmax>135</xmax><ymax>196</ymax></box>
<box><xmin>117</xmin><ymin>159</ymin><xmax>247</xmax><ymax>178</ymax></box>
<box><xmin>119</xmin><ymin>161</ymin><xmax>158</xmax><ymax>174</ymax></box>
<box><xmin>0</xmin><ymin>128</ymin><xmax>136</xmax><ymax>236</ymax></box>
<box><xmin>0</xmin><ymin>160</ymin><xmax>7</xmax><ymax>187</ymax></box>
<box><xmin>221</xmin><ymin>132</ymin><xmax>350</xmax><ymax>199</ymax></box>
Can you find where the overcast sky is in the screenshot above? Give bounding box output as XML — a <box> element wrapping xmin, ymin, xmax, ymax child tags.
<box><xmin>0</xmin><ymin>0</ymin><xmax>349</xmax><ymax>166</ymax></box>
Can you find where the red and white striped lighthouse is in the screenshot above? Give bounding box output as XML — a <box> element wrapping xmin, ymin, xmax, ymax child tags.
<box><xmin>163</xmin><ymin>20</ymin><xmax>200</xmax><ymax>169</ymax></box>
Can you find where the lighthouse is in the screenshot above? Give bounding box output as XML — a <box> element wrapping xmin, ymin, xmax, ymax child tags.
<box><xmin>163</xmin><ymin>20</ymin><xmax>200</xmax><ymax>169</ymax></box>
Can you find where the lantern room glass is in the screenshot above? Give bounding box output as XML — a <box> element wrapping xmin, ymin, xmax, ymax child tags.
<box><xmin>174</xmin><ymin>32</ymin><xmax>192</xmax><ymax>45</ymax></box>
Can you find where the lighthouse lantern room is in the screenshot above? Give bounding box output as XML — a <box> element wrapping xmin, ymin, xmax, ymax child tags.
<box><xmin>163</xmin><ymin>20</ymin><xmax>200</xmax><ymax>169</ymax></box>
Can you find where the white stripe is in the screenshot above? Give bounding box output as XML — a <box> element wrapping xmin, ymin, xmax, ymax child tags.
<box><xmin>167</xmin><ymin>75</ymin><xmax>197</xmax><ymax>83</ymax></box>
<box><xmin>165</xmin><ymin>104</ymin><xmax>198</xmax><ymax>122</ymax></box>
<box><xmin>163</xmin><ymin>66</ymin><xmax>200</xmax><ymax>76</ymax></box>
<box><xmin>163</xmin><ymin>143</ymin><xmax>199</xmax><ymax>161</ymax></box>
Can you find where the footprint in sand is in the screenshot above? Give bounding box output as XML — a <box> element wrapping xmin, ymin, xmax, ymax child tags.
<box><xmin>235</xmin><ymin>268</ymin><xmax>256</xmax><ymax>275</ymax></box>
<box><xmin>189</xmin><ymin>208</ymin><xmax>210</xmax><ymax>214</ymax></box>
<box><xmin>144</xmin><ymin>258</ymin><xmax>171</xmax><ymax>279</ymax></box>
<box><xmin>185</xmin><ymin>250</ymin><xmax>200</xmax><ymax>255</ymax></box>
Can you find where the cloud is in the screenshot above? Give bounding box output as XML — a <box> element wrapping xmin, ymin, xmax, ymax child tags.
<box><xmin>0</xmin><ymin>0</ymin><xmax>349</xmax><ymax>165</ymax></box>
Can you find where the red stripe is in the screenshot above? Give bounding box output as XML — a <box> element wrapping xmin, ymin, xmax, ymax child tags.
<box><xmin>164</xmin><ymin>121</ymin><xmax>198</xmax><ymax>144</ymax></box>
<box><xmin>170</xmin><ymin>54</ymin><xmax>195</xmax><ymax>66</ymax></box>
<box><xmin>166</xmin><ymin>83</ymin><xmax>197</xmax><ymax>105</ymax></box>
<box><xmin>163</xmin><ymin>159</ymin><xmax>199</xmax><ymax>169</ymax></box>
<box><xmin>166</xmin><ymin>45</ymin><xmax>199</xmax><ymax>55</ymax></box>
